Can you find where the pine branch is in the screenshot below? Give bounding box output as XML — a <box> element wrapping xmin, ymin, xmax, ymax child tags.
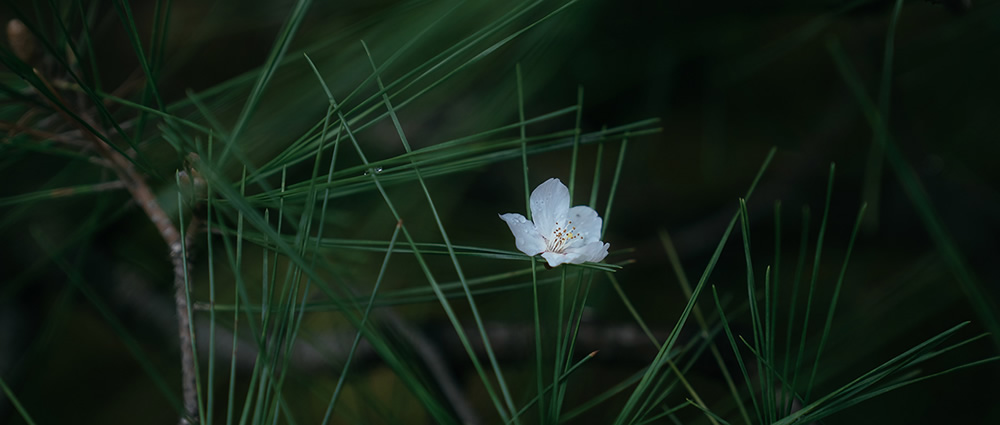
<box><xmin>32</xmin><ymin>69</ymin><xmax>200</xmax><ymax>424</ymax></box>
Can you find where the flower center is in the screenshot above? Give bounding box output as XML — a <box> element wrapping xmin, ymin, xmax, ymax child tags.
<box><xmin>546</xmin><ymin>220</ymin><xmax>580</xmax><ymax>253</ymax></box>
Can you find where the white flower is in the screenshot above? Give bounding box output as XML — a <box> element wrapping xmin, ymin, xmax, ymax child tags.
<box><xmin>499</xmin><ymin>178</ymin><xmax>610</xmax><ymax>267</ymax></box>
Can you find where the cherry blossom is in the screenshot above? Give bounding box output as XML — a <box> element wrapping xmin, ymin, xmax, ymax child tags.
<box><xmin>500</xmin><ymin>178</ymin><xmax>610</xmax><ymax>267</ymax></box>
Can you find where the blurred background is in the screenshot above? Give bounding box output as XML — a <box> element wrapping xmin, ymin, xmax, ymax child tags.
<box><xmin>2</xmin><ymin>0</ymin><xmax>999</xmax><ymax>423</ymax></box>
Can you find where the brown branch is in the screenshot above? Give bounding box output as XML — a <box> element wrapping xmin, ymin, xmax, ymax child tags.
<box><xmin>32</xmin><ymin>69</ymin><xmax>200</xmax><ymax>424</ymax></box>
<box><xmin>1</xmin><ymin>120</ymin><xmax>91</xmax><ymax>149</ymax></box>
<box><xmin>174</xmin><ymin>215</ymin><xmax>200</xmax><ymax>425</ymax></box>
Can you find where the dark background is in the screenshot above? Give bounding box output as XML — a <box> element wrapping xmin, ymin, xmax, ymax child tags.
<box><xmin>2</xmin><ymin>0</ymin><xmax>999</xmax><ymax>423</ymax></box>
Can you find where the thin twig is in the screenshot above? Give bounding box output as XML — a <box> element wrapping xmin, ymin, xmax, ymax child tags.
<box><xmin>0</xmin><ymin>121</ymin><xmax>92</xmax><ymax>149</ymax></box>
<box><xmin>176</xmin><ymin>214</ymin><xmax>203</xmax><ymax>425</ymax></box>
<box><xmin>32</xmin><ymin>69</ymin><xmax>199</xmax><ymax>424</ymax></box>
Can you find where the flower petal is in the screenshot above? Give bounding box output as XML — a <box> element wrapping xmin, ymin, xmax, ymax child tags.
<box><xmin>499</xmin><ymin>213</ymin><xmax>546</xmax><ymax>256</ymax></box>
<box><xmin>529</xmin><ymin>178</ymin><xmax>570</xmax><ymax>235</ymax></box>
<box><xmin>541</xmin><ymin>251</ymin><xmax>580</xmax><ymax>267</ymax></box>
<box><xmin>565</xmin><ymin>205</ymin><xmax>603</xmax><ymax>244</ymax></box>
<box><xmin>571</xmin><ymin>241</ymin><xmax>610</xmax><ymax>263</ymax></box>
<box><xmin>543</xmin><ymin>241</ymin><xmax>608</xmax><ymax>267</ymax></box>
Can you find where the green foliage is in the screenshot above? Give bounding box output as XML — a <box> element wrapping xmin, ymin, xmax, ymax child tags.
<box><xmin>2</xmin><ymin>1</ymin><xmax>997</xmax><ymax>424</ymax></box>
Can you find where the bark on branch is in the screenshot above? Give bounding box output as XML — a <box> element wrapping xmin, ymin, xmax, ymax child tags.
<box><xmin>34</xmin><ymin>70</ymin><xmax>200</xmax><ymax>424</ymax></box>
